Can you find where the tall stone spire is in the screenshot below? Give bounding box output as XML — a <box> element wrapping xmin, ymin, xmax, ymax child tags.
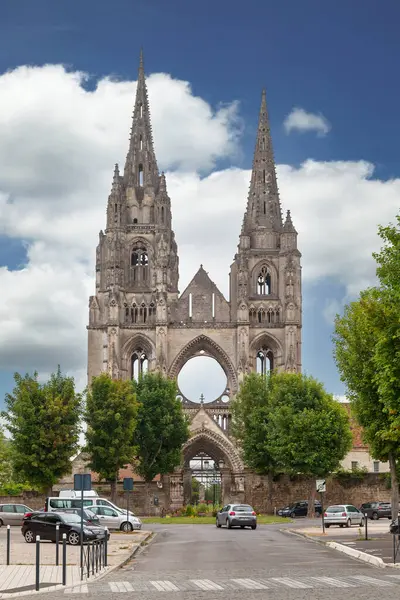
<box><xmin>243</xmin><ymin>89</ymin><xmax>283</xmax><ymax>233</ymax></box>
<box><xmin>124</xmin><ymin>49</ymin><xmax>159</xmax><ymax>190</ymax></box>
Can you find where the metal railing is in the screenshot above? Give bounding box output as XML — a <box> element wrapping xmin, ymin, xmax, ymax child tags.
<box><xmin>81</xmin><ymin>537</ymin><xmax>108</xmax><ymax>580</ymax></box>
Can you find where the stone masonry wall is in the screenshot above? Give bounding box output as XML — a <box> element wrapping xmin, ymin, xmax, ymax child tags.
<box><xmin>245</xmin><ymin>472</ymin><xmax>391</xmax><ymax>513</ymax></box>
<box><xmin>1</xmin><ymin>474</ymin><xmax>391</xmax><ymax>515</ymax></box>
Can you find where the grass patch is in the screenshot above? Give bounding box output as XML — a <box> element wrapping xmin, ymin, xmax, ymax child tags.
<box><xmin>141</xmin><ymin>515</ymin><xmax>290</xmax><ymax>525</ymax></box>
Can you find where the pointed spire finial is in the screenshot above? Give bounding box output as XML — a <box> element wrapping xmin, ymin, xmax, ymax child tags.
<box><xmin>139</xmin><ymin>47</ymin><xmax>144</xmax><ymax>73</ymax></box>
<box><xmin>283</xmin><ymin>209</ymin><xmax>296</xmax><ymax>233</ymax></box>
<box><xmin>159</xmin><ymin>171</ymin><xmax>167</xmax><ymax>192</ymax></box>
<box><xmin>111</xmin><ymin>163</ymin><xmax>120</xmax><ymax>193</ymax></box>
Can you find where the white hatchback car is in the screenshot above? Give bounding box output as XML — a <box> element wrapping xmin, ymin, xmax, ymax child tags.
<box><xmin>324</xmin><ymin>504</ymin><xmax>364</xmax><ymax>528</ymax></box>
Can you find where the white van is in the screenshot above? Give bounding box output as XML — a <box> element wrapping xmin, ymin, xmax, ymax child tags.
<box><xmin>45</xmin><ymin>496</ymin><xmax>135</xmax><ymax>516</ymax></box>
<box><xmin>58</xmin><ymin>490</ymin><xmax>99</xmax><ymax>498</ymax></box>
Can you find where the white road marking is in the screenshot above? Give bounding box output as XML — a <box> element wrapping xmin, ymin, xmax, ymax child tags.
<box><xmin>150</xmin><ymin>580</ymin><xmax>179</xmax><ymax>591</ymax></box>
<box><xmin>231</xmin><ymin>578</ymin><xmax>269</xmax><ymax>589</ymax></box>
<box><xmin>271</xmin><ymin>577</ymin><xmax>312</xmax><ymax>588</ymax></box>
<box><xmin>109</xmin><ymin>582</ymin><xmax>119</xmax><ymax>592</ymax></box>
<box><xmin>311</xmin><ymin>576</ymin><xmax>355</xmax><ymax>587</ymax></box>
<box><xmin>351</xmin><ymin>575</ymin><xmax>393</xmax><ymax>586</ymax></box>
<box><xmin>66</xmin><ymin>585</ymin><xmax>89</xmax><ymax>594</ymax></box>
<box><xmin>191</xmin><ymin>579</ymin><xmax>224</xmax><ymax>590</ymax></box>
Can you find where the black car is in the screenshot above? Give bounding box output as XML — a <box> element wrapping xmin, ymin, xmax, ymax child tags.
<box><xmin>21</xmin><ymin>512</ymin><xmax>108</xmax><ymax>545</ymax></box>
<box><xmin>278</xmin><ymin>500</ymin><xmax>322</xmax><ymax>518</ymax></box>
<box><xmin>56</xmin><ymin>507</ymin><xmax>101</xmax><ymax>526</ymax></box>
<box><xmin>360</xmin><ymin>502</ymin><xmax>392</xmax><ymax>520</ymax></box>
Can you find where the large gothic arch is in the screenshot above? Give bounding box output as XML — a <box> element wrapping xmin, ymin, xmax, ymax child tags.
<box><xmin>169</xmin><ymin>334</ymin><xmax>238</xmax><ymax>396</ymax></box>
<box><xmin>87</xmin><ymin>52</ymin><xmax>302</xmax><ymax>512</ymax></box>
<box><xmin>183</xmin><ymin>428</ymin><xmax>244</xmax><ymax>472</ymax></box>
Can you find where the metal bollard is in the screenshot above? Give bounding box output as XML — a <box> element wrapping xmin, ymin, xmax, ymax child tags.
<box><xmin>104</xmin><ymin>528</ymin><xmax>108</xmax><ymax>567</ymax></box>
<box><xmin>35</xmin><ymin>536</ymin><xmax>40</xmax><ymax>591</ymax></box>
<box><xmin>364</xmin><ymin>513</ymin><xmax>368</xmax><ymax>540</ymax></box>
<box><xmin>55</xmin><ymin>524</ymin><xmax>60</xmax><ymax>566</ymax></box>
<box><xmin>6</xmin><ymin>525</ymin><xmax>10</xmax><ymax>565</ymax></box>
<box><xmin>62</xmin><ymin>533</ymin><xmax>67</xmax><ymax>585</ymax></box>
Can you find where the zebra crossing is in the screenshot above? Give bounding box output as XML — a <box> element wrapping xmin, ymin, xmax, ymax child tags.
<box><xmin>64</xmin><ymin>574</ymin><xmax>400</xmax><ymax>593</ymax></box>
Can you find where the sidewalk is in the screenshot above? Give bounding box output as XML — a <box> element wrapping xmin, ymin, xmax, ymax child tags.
<box><xmin>288</xmin><ymin>520</ymin><xmax>400</xmax><ymax>567</ymax></box>
<box><xmin>0</xmin><ymin>530</ymin><xmax>152</xmax><ymax>598</ymax></box>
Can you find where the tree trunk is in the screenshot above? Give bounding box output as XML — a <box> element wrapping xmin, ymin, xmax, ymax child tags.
<box><xmin>110</xmin><ymin>475</ymin><xmax>117</xmax><ymax>504</ymax></box>
<box><xmin>144</xmin><ymin>481</ymin><xmax>151</xmax><ymax>516</ymax></box>
<box><xmin>307</xmin><ymin>480</ymin><xmax>317</xmax><ymax>518</ymax></box>
<box><xmin>389</xmin><ymin>452</ymin><xmax>399</xmax><ymax>520</ymax></box>
<box><xmin>266</xmin><ymin>471</ymin><xmax>274</xmax><ymax>515</ymax></box>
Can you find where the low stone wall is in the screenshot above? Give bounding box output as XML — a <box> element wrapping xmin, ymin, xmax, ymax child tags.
<box><xmin>0</xmin><ymin>473</ymin><xmax>391</xmax><ymax>515</ymax></box>
<box><xmin>245</xmin><ymin>472</ymin><xmax>391</xmax><ymax>512</ymax></box>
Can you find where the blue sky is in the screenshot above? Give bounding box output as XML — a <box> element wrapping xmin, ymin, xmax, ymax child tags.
<box><xmin>0</xmin><ymin>0</ymin><xmax>399</xmax><ymax>407</ymax></box>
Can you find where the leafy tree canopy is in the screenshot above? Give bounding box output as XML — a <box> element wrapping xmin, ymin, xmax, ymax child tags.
<box><xmin>2</xmin><ymin>367</ymin><xmax>81</xmax><ymax>493</ymax></box>
<box><xmin>84</xmin><ymin>373</ymin><xmax>139</xmax><ymax>495</ymax></box>
<box><xmin>133</xmin><ymin>372</ymin><xmax>189</xmax><ymax>483</ymax></box>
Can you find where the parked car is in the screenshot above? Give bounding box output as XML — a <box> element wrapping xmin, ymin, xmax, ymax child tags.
<box><xmin>45</xmin><ymin>496</ymin><xmax>135</xmax><ymax>517</ymax></box>
<box><xmin>89</xmin><ymin>506</ymin><xmax>142</xmax><ymax>531</ymax></box>
<box><xmin>360</xmin><ymin>502</ymin><xmax>392</xmax><ymax>520</ymax></box>
<box><xmin>216</xmin><ymin>504</ymin><xmax>257</xmax><ymax>529</ymax></box>
<box><xmin>324</xmin><ymin>504</ymin><xmax>364</xmax><ymax>528</ymax></box>
<box><xmin>0</xmin><ymin>504</ymin><xmax>33</xmax><ymax>526</ymax></box>
<box><xmin>278</xmin><ymin>500</ymin><xmax>322</xmax><ymax>518</ymax></box>
<box><xmin>21</xmin><ymin>511</ymin><xmax>109</xmax><ymax>545</ymax></box>
<box><xmin>55</xmin><ymin>507</ymin><xmax>101</xmax><ymax>526</ymax></box>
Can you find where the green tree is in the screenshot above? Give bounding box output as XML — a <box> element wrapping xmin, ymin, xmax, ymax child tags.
<box><xmin>334</xmin><ymin>216</ymin><xmax>400</xmax><ymax>511</ymax></box>
<box><xmin>267</xmin><ymin>373</ymin><xmax>352</xmax><ymax>515</ymax></box>
<box><xmin>133</xmin><ymin>372</ymin><xmax>189</xmax><ymax>511</ymax></box>
<box><xmin>231</xmin><ymin>372</ymin><xmax>275</xmax><ymax>511</ymax></box>
<box><xmin>2</xmin><ymin>368</ymin><xmax>81</xmax><ymax>494</ymax></box>
<box><xmin>84</xmin><ymin>373</ymin><xmax>139</xmax><ymax>503</ymax></box>
<box><xmin>0</xmin><ymin>427</ymin><xmax>12</xmax><ymax>488</ymax></box>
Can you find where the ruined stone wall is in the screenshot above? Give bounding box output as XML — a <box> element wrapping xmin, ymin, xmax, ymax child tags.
<box><xmin>245</xmin><ymin>472</ymin><xmax>391</xmax><ymax>513</ymax></box>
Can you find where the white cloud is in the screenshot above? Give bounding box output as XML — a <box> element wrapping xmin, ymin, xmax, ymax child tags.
<box><xmin>284</xmin><ymin>107</ymin><xmax>331</xmax><ymax>136</ymax></box>
<box><xmin>0</xmin><ymin>64</ymin><xmax>399</xmax><ymax>391</ymax></box>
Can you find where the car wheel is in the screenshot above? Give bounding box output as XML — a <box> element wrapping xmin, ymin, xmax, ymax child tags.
<box><xmin>346</xmin><ymin>519</ymin><xmax>351</xmax><ymax>528</ymax></box>
<box><xmin>291</xmin><ymin>512</ymin><xmax>296</xmax><ymax>518</ymax></box>
<box><xmin>371</xmin><ymin>512</ymin><xmax>378</xmax><ymax>520</ymax></box>
<box><xmin>0</xmin><ymin>519</ymin><xmax>3</xmax><ymax>527</ymax></box>
<box><xmin>216</xmin><ymin>519</ymin><xmax>221</xmax><ymax>528</ymax></box>
<box><xmin>360</xmin><ymin>518</ymin><xmax>364</xmax><ymax>527</ymax></box>
<box><xmin>120</xmin><ymin>521</ymin><xmax>133</xmax><ymax>532</ymax></box>
<box><xmin>68</xmin><ymin>531</ymin><xmax>80</xmax><ymax>545</ymax></box>
<box><xmin>325</xmin><ymin>524</ymin><xmax>331</xmax><ymax>528</ymax></box>
<box><xmin>339</xmin><ymin>524</ymin><xmax>344</xmax><ymax>528</ymax></box>
<box><xmin>251</xmin><ymin>524</ymin><xmax>257</xmax><ymax>530</ymax></box>
<box><xmin>226</xmin><ymin>519</ymin><xmax>232</xmax><ymax>529</ymax></box>
<box><xmin>24</xmin><ymin>530</ymin><xmax>35</xmax><ymax>543</ymax></box>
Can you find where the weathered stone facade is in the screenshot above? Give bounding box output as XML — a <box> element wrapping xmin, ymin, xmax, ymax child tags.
<box><xmin>87</xmin><ymin>52</ymin><xmax>302</xmax><ymax>509</ymax></box>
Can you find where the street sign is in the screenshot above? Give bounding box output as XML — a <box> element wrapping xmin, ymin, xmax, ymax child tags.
<box><xmin>74</xmin><ymin>473</ymin><xmax>92</xmax><ymax>491</ymax></box>
<box><xmin>123</xmin><ymin>477</ymin><xmax>134</xmax><ymax>491</ymax></box>
<box><xmin>316</xmin><ymin>479</ymin><xmax>326</xmax><ymax>493</ymax></box>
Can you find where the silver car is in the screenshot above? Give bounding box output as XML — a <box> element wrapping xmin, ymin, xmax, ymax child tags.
<box><xmin>89</xmin><ymin>506</ymin><xmax>142</xmax><ymax>531</ymax></box>
<box><xmin>0</xmin><ymin>504</ymin><xmax>33</xmax><ymax>526</ymax></box>
<box><xmin>216</xmin><ymin>504</ymin><xmax>257</xmax><ymax>529</ymax></box>
<box><xmin>324</xmin><ymin>504</ymin><xmax>364</xmax><ymax>528</ymax></box>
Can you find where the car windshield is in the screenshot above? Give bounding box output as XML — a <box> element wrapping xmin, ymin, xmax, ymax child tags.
<box><xmin>326</xmin><ymin>506</ymin><xmax>344</xmax><ymax>513</ymax></box>
<box><xmin>232</xmin><ymin>505</ymin><xmax>253</xmax><ymax>512</ymax></box>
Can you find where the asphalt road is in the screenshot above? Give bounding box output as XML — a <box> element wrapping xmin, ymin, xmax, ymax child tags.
<box><xmin>29</xmin><ymin>521</ymin><xmax>400</xmax><ymax>599</ymax></box>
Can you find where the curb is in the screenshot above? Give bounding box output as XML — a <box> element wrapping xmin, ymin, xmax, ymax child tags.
<box><xmin>326</xmin><ymin>541</ymin><xmax>386</xmax><ymax>568</ymax></box>
<box><xmin>282</xmin><ymin>527</ymin><xmax>397</xmax><ymax>570</ymax></box>
<box><xmin>0</xmin><ymin>531</ymin><xmax>154</xmax><ymax>598</ymax></box>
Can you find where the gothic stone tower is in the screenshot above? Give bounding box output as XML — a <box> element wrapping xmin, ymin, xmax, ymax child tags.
<box><xmin>87</xmin><ymin>53</ymin><xmax>301</xmax><ymax>508</ymax></box>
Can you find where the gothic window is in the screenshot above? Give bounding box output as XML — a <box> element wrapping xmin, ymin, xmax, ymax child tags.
<box><xmin>139</xmin><ymin>135</ymin><xmax>143</xmax><ymax>150</ymax></box>
<box><xmin>139</xmin><ymin>104</ymin><xmax>143</xmax><ymax>118</ymax></box>
<box><xmin>130</xmin><ymin>246</ymin><xmax>149</xmax><ymax>284</ymax></box>
<box><xmin>256</xmin><ymin>347</ymin><xmax>274</xmax><ymax>375</ymax></box>
<box><xmin>133</xmin><ymin>218</ymin><xmax>138</xmax><ymax>224</ymax></box>
<box><xmin>263</xmin><ymin>169</ymin><xmax>266</xmax><ymax>183</ymax></box>
<box><xmin>257</xmin><ymin>308</ymin><xmax>265</xmax><ymax>323</ymax></box>
<box><xmin>149</xmin><ymin>302</ymin><xmax>156</xmax><ymax>321</ymax></box>
<box><xmin>257</xmin><ymin>266</ymin><xmax>271</xmax><ymax>295</ymax></box>
<box><xmin>130</xmin><ymin>304</ymin><xmax>138</xmax><ymax>323</ymax></box>
<box><xmin>261</xmin><ymin>137</ymin><xmax>266</xmax><ymax>151</ymax></box>
<box><xmin>139</xmin><ymin>302</ymin><xmax>147</xmax><ymax>323</ymax></box>
<box><xmin>131</xmin><ymin>349</ymin><xmax>148</xmax><ymax>380</ymax></box>
<box><xmin>249</xmin><ymin>307</ymin><xmax>257</xmax><ymax>323</ymax></box>
<box><xmin>161</xmin><ymin>206</ymin><xmax>165</xmax><ymax>223</ymax></box>
<box><xmin>263</xmin><ymin>201</ymin><xmax>266</xmax><ymax>214</ymax></box>
<box><xmin>138</xmin><ymin>164</ymin><xmax>144</xmax><ymax>187</ymax></box>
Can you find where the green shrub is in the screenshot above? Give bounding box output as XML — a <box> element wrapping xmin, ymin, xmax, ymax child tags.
<box><xmin>0</xmin><ymin>482</ymin><xmax>32</xmax><ymax>496</ymax></box>
<box><xmin>195</xmin><ymin>503</ymin><xmax>208</xmax><ymax>515</ymax></box>
<box><xmin>185</xmin><ymin>505</ymin><xmax>195</xmax><ymax>516</ymax></box>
